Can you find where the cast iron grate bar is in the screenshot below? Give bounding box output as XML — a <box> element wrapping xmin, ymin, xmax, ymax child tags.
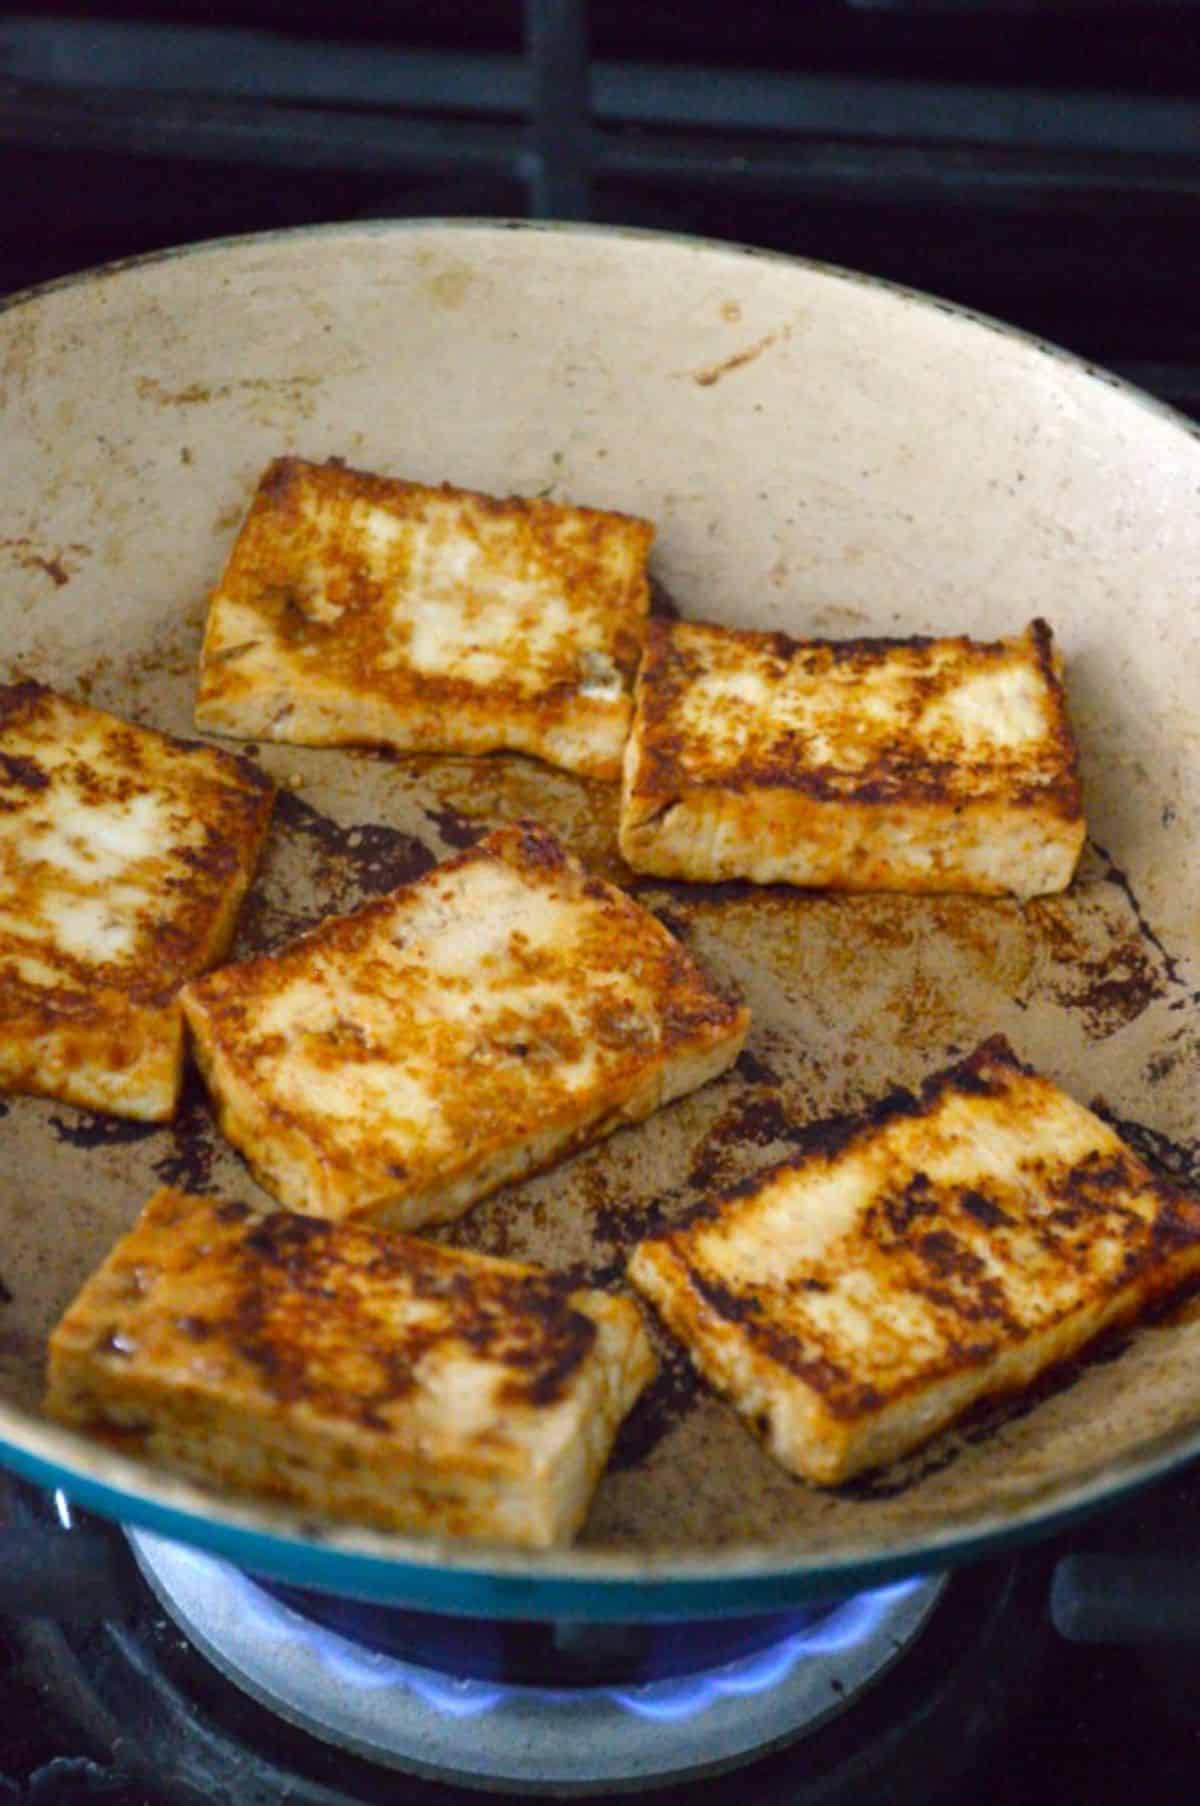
<box><xmin>525</xmin><ymin>0</ymin><xmax>591</xmax><ymax>219</ymax></box>
<box><xmin>4</xmin><ymin>14</ymin><xmax>1200</xmax><ymax>152</ymax></box>
<box><xmin>2</xmin><ymin>77</ymin><xmax>1199</xmax><ymax>212</ymax></box>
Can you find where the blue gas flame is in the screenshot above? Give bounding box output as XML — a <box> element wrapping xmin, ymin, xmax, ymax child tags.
<box><xmin>228</xmin><ymin>1568</ymin><xmax>925</xmax><ymax>1725</ymax></box>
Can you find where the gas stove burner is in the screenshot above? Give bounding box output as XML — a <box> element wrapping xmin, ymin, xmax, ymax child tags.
<box><xmin>257</xmin><ymin>1579</ymin><xmax>847</xmax><ymax>1686</ymax></box>
<box><xmin>128</xmin><ymin>1529</ymin><xmax>943</xmax><ymax>1796</ymax></box>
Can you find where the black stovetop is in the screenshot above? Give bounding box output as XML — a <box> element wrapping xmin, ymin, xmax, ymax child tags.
<box><xmin>4</xmin><ymin>1463</ymin><xmax>1200</xmax><ymax>1805</ymax></box>
<box><xmin>2</xmin><ymin>6</ymin><xmax>1199</xmax><ymax>1801</ymax></box>
<box><xmin>1</xmin><ymin>1</ymin><xmax>1199</xmax><ymax>418</ymax></box>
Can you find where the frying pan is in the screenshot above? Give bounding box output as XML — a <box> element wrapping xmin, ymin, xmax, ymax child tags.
<box><xmin>1</xmin><ymin>221</ymin><xmax>1198</xmax><ymax>1620</ymax></box>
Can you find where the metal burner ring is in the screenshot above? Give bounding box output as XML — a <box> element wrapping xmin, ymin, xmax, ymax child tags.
<box><xmin>129</xmin><ymin>1528</ymin><xmax>944</xmax><ymax>1797</ymax></box>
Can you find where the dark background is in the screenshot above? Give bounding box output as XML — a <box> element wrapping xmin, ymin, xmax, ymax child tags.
<box><xmin>1</xmin><ymin>1</ymin><xmax>1199</xmax><ymax>413</ymax></box>
<box><xmin>2</xmin><ymin>4</ymin><xmax>1200</xmax><ymax>1801</ymax></box>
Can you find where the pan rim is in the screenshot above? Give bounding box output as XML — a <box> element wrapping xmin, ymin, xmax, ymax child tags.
<box><xmin>3</xmin><ymin>215</ymin><xmax>1198</xmax><ymax>1604</ymax></box>
<box><xmin>4</xmin><ymin>1407</ymin><xmax>1200</xmax><ymax>1611</ymax></box>
<box><xmin>2</xmin><ymin>213</ymin><xmax>1199</xmax><ymax>454</ymax></box>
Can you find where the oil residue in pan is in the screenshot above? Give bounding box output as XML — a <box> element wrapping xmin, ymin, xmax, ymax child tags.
<box><xmin>3</xmin><ymin>740</ymin><xmax>1199</xmax><ymax>1557</ymax></box>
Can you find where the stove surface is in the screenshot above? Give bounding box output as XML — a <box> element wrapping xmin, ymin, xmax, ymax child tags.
<box><xmin>2</xmin><ymin>1468</ymin><xmax>1198</xmax><ymax>1805</ymax></box>
<box><xmin>1</xmin><ymin>9</ymin><xmax>1198</xmax><ymax>1802</ymax></box>
<box><xmin>0</xmin><ymin>2</ymin><xmax>1198</xmax><ymax>417</ymax></box>
<box><xmin>127</xmin><ymin>1524</ymin><xmax>945</xmax><ymax>1794</ymax></box>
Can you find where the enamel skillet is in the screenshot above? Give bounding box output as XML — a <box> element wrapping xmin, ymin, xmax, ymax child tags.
<box><xmin>1</xmin><ymin>221</ymin><xmax>1198</xmax><ymax>1617</ymax></box>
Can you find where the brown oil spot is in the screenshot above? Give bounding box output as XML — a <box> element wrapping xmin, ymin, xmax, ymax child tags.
<box><xmin>277</xmin><ymin>790</ymin><xmax>437</xmax><ymax>892</ymax></box>
<box><xmin>691</xmin><ymin>329</ymin><xmax>782</xmax><ymax>387</ymax></box>
<box><xmin>447</xmin><ymin>1189</ymin><xmax>518</xmax><ymax>1261</ymax></box>
<box><xmin>150</xmin><ymin>1069</ymin><xmax>220</xmax><ymax>1194</ymax></box>
<box><xmin>138</xmin><ymin>377</ymin><xmax>210</xmax><ymax>405</ymax></box>
<box><xmin>1031</xmin><ymin>877</ymin><xmax>1175</xmax><ymax>1038</ymax></box>
<box><xmin>1146</xmin><ymin>1045</ymin><xmax>1182</xmax><ymax>1086</ymax></box>
<box><xmin>226</xmin><ymin>884</ymin><xmax>315</xmax><ymax>959</ymax></box>
<box><xmin>137</xmin><ymin>374</ymin><xmax>322</xmax><ymax>408</ymax></box>
<box><xmin>429</xmin><ymin>266</ymin><xmax>473</xmax><ymax>309</ymax></box>
<box><xmin>0</xmin><ymin>536</ymin><xmax>88</xmax><ymax>587</ymax></box>
<box><xmin>656</xmin><ymin>910</ymin><xmax>699</xmax><ymax>954</ymax></box>
<box><xmin>880</xmin><ymin>967</ymin><xmax>968</xmax><ymax>1051</ymax></box>
<box><xmin>590</xmin><ymin>1182</ymin><xmax>691</xmax><ymax>1262</ymax></box>
<box><xmin>632</xmin><ymin>874</ymin><xmax>758</xmax><ymax>913</ymax></box>
<box><xmin>648</xmin><ymin>576</ymin><xmax>684</xmax><ymax>621</ymax></box>
<box><xmin>512</xmin><ymin>820</ymin><xmax>569</xmax><ymax>871</ymax></box>
<box><xmin>422</xmin><ymin>802</ymin><xmax>485</xmax><ymax>851</ymax></box>
<box><xmin>232</xmin><ymin>791</ymin><xmax>437</xmax><ymax>955</ymax></box>
<box><xmin>416</xmin><ymin>754</ymin><xmax>629</xmax><ymax>884</ymax></box>
<box><xmin>49</xmin><ymin>1110</ymin><xmax>160</xmax><ymax>1151</ymax></box>
<box><xmin>1090</xmin><ymin>840</ymin><xmax>1184</xmax><ymax>986</ymax></box>
<box><xmin>686</xmin><ymin>1088</ymin><xmax>809</xmax><ymax>1193</ymax></box>
<box><xmin>31</xmin><ymin>555</ymin><xmax>69</xmax><ymax>587</ymax></box>
<box><xmin>1145</xmin><ymin>1025</ymin><xmax>1199</xmax><ymax>1090</ymax></box>
<box><xmin>720</xmin><ymin>300</ymin><xmax>742</xmax><ymax>322</ymax></box>
<box><xmin>735</xmin><ymin>1047</ymin><xmax>782</xmax><ymax>1087</ymax></box>
<box><xmin>837</xmin><ymin>1437</ymin><xmax>964</xmax><ymax>1500</ymax></box>
<box><xmin>1089</xmin><ymin>1104</ymin><xmax>1200</xmax><ymax>1195</ymax></box>
<box><xmin>607</xmin><ymin>1339</ymin><xmax>701</xmax><ymax>1471</ymax></box>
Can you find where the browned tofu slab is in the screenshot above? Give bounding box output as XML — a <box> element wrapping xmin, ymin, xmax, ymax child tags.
<box><xmin>194</xmin><ymin>457</ymin><xmax>654</xmax><ymax>780</ymax></box>
<box><xmin>629</xmin><ymin>1036</ymin><xmax>1200</xmax><ymax>1486</ymax></box>
<box><xmin>0</xmin><ymin>681</ymin><xmax>274</xmax><ymax>1120</ymax></box>
<box><xmin>619</xmin><ymin>618</ymin><xmax>1086</xmax><ymax>897</ymax></box>
<box><xmin>181</xmin><ymin>820</ymin><xmax>749</xmax><ymax>1228</ymax></box>
<box><xmin>46</xmin><ymin>1187</ymin><xmax>656</xmax><ymax>1547</ymax></box>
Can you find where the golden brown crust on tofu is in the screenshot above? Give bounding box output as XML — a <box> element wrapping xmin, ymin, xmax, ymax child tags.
<box><xmin>195</xmin><ymin>457</ymin><xmax>654</xmax><ymax>780</ymax></box>
<box><xmin>619</xmin><ymin>618</ymin><xmax>1086</xmax><ymax>897</ymax></box>
<box><xmin>628</xmin><ymin>1036</ymin><xmax>1200</xmax><ymax>1485</ymax></box>
<box><xmin>181</xmin><ymin>820</ymin><xmax>749</xmax><ymax>1227</ymax></box>
<box><xmin>45</xmin><ymin>1187</ymin><xmax>656</xmax><ymax>1547</ymax></box>
<box><xmin>0</xmin><ymin>681</ymin><xmax>275</xmax><ymax>1120</ymax></box>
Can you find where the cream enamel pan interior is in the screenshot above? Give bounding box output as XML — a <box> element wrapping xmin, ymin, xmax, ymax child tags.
<box><xmin>2</xmin><ymin>221</ymin><xmax>1200</xmax><ymax>1614</ymax></box>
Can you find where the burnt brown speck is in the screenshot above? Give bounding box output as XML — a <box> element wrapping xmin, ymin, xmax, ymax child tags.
<box><xmin>607</xmin><ymin>1339</ymin><xmax>701</xmax><ymax>1471</ymax></box>
<box><xmin>422</xmin><ymin>802</ymin><xmax>487</xmax><ymax>851</ymax></box>
<box><xmin>274</xmin><ymin>790</ymin><xmax>437</xmax><ymax>899</ymax></box>
<box><xmin>49</xmin><ymin>1111</ymin><xmax>160</xmax><ymax>1151</ymax></box>
<box><xmin>150</xmin><ymin>1070</ymin><xmax>221</xmax><ymax>1194</ymax></box>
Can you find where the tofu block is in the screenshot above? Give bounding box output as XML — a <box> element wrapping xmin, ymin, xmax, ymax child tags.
<box><xmin>619</xmin><ymin>618</ymin><xmax>1085</xmax><ymax>897</ymax></box>
<box><xmin>181</xmin><ymin>820</ymin><xmax>749</xmax><ymax>1227</ymax></box>
<box><xmin>0</xmin><ymin>680</ymin><xmax>275</xmax><ymax>1120</ymax></box>
<box><xmin>195</xmin><ymin>457</ymin><xmax>654</xmax><ymax>780</ymax></box>
<box><xmin>46</xmin><ymin>1187</ymin><xmax>656</xmax><ymax>1547</ymax></box>
<box><xmin>628</xmin><ymin>1036</ymin><xmax>1200</xmax><ymax>1486</ymax></box>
